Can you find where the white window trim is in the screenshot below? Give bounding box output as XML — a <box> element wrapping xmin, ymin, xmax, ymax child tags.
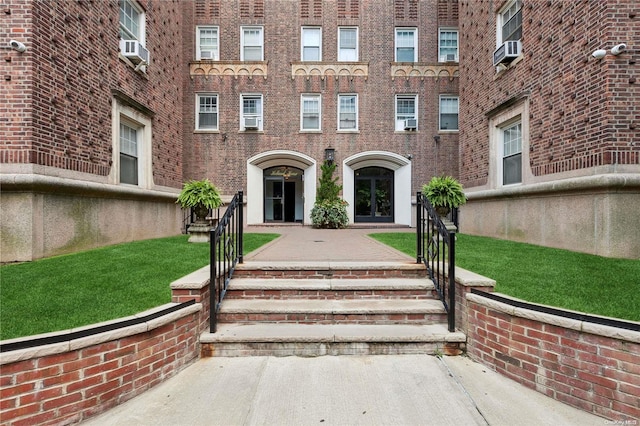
<box><xmin>240</xmin><ymin>94</ymin><xmax>264</xmax><ymax>131</ymax></box>
<box><xmin>488</xmin><ymin>99</ymin><xmax>530</xmax><ymax>189</ymax></box>
<box><xmin>119</xmin><ymin>0</ymin><xmax>146</xmax><ymax>45</ymax></box>
<box><xmin>195</xmin><ymin>93</ymin><xmax>219</xmax><ymax>132</ymax></box>
<box><xmin>338</xmin><ymin>27</ymin><xmax>359</xmax><ymax>62</ymax></box>
<box><xmin>241</xmin><ymin>26</ymin><xmax>264</xmax><ymax>61</ymax></box>
<box><xmin>496</xmin><ymin>0</ymin><xmax>522</xmax><ymax>46</ymax></box>
<box><xmin>301</xmin><ymin>27</ymin><xmax>322</xmax><ymax>61</ymax></box>
<box><xmin>439</xmin><ymin>95</ymin><xmax>459</xmax><ymax>132</ymax></box>
<box><xmin>498</xmin><ymin>119</ymin><xmax>522</xmax><ymax>187</ymax></box>
<box><xmin>438</xmin><ymin>28</ymin><xmax>458</xmax><ymax>62</ymax></box>
<box><xmin>395</xmin><ymin>27</ymin><xmax>417</xmax><ymax>62</ymax></box>
<box><xmin>110</xmin><ymin>99</ymin><xmax>153</xmax><ymax>188</ymax></box>
<box><xmin>196</xmin><ymin>26</ymin><xmax>219</xmax><ymax>60</ymax></box>
<box><xmin>300</xmin><ymin>94</ymin><xmax>322</xmax><ymax>132</ymax></box>
<box><xmin>337</xmin><ymin>94</ymin><xmax>358</xmax><ymax>132</ymax></box>
<box><xmin>395</xmin><ymin>94</ymin><xmax>418</xmax><ymax>132</ymax></box>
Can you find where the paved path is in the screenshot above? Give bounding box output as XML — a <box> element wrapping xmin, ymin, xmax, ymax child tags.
<box><xmin>244</xmin><ymin>225</ymin><xmax>415</xmax><ymax>262</ymax></box>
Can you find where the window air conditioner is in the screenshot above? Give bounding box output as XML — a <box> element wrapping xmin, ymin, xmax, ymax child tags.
<box><xmin>200</xmin><ymin>50</ymin><xmax>214</xmax><ymax>59</ymax></box>
<box><xmin>119</xmin><ymin>40</ymin><xmax>149</xmax><ymax>64</ymax></box>
<box><xmin>445</xmin><ymin>53</ymin><xmax>457</xmax><ymax>62</ymax></box>
<box><xmin>404</xmin><ymin>119</ymin><xmax>417</xmax><ymax>130</ymax></box>
<box><xmin>493</xmin><ymin>40</ymin><xmax>521</xmax><ymax>66</ymax></box>
<box><xmin>244</xmin><ymin>116</ymin><xmax>259</xmax><ymax>130</ymax></box>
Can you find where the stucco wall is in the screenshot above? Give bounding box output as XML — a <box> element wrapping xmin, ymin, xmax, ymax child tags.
<box><xmin>460</xmin><ymin>174</ymin><xmax>640</xmax><ymax>259</ymax></box>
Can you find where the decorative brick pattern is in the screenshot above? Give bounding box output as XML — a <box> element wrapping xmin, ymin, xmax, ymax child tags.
<box><xmin>466</xmin><ymin>293</ymin><xmax>640</xmax><ymax>422</ymax></box>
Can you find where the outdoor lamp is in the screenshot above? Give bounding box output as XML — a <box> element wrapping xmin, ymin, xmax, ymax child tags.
<box><xmin>325</xmin><ymin>148</ymin><xmax>335</xmax><ymax>163</ymax></box>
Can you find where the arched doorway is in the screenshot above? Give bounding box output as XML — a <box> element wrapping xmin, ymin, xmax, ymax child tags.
<box><xmin>354</xmin><ymin>167</ymin><xmax>394</xmax><ymax>222</ymax></box>
<box><xmin>264</xmin><ymin>166</ymin><xmax>304</xmax><ymax>222</ymax></box>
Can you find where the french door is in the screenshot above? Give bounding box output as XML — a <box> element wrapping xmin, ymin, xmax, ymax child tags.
<box><xmin>354</xmin><ymin>167</ymin><xmax>394</xmax><ymax>223</ymax></box>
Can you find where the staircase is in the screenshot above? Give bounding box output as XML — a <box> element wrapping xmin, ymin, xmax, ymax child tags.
<box><xmin>200</xmin><ymin>261</ymin><xmax>465</xmax><ymax>357</ymax></box>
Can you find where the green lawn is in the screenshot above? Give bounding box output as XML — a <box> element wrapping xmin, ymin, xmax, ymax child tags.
<box><xmin>370</xmin><ymin>233</ymin><xmax>640</xmax><ymax>322</ymax></box>
<box><xmin>0</xmin><ymin>234</ymin><xmax>278</xmax><ymax>340</ymax></box>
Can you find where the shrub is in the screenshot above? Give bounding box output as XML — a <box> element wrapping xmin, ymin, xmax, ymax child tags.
<box><xmin>311</xmin><ymin>199</ymin><xmax>349</xmax><ymax>229</ymax></box>
<box><xmin>422</xmin><ymin>176</ymin><xmax>467</xmax><ymax>210</ymax></box>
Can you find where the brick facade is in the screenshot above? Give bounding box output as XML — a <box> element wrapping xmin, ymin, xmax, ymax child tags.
<box><xmin>457</xmin><ymin>0</ymin><xmax>640</xmax><ymax>258</ymax></box>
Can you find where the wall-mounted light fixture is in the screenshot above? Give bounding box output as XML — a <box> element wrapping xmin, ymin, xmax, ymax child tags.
<box><xmin>324</xmin><ymin>148</ymin><xmax>335</xmax><ymax>163</ymax></box>
<box><xmin>433</xmin><ymin>135</ymin><xmax>441</xmax><ymax>144</ymax></box>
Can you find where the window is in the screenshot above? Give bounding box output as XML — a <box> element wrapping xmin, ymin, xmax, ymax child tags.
<box><xmin>439</xmin><ymin>96</ymin><xmax>459</xmax><ymax>131</ymax></box>
<box><xmin>196</xmin><ymin>94</ymin><xmax>218</xmax><ymax>131</ymax></box>
<box><xmin>302</xmin><ymin>27</ymin><xmax>321</xmax><ymax>61</ymax></box>
<box><xmin>241</xmin><ymin>26</ymin><xmax>263</xmax><ymax>61</ymax></box>
<box><xmin>301</xmin><ymin>94</ymin><xmax>321</xmax><ymax>131</ymax></box>
<box><xmin>241</xmin><ymin>94</ymin><xmax>263</xmax><ymax>131</ymax></box>
<box><xmin>119</xmin><ymin>0</ymin><xmax>144</xmax><ymax>43</ymax></box>
<box><xmin>338</xmin><ymin>27</ymin><xmax>358</xmax><ymax>61</ymax></box>
<box><xmin>197</xmin><ymin>26</ymin><xmax>219</xmax><ymax>60</ymax></box>
<box><xmin>395</xmin><ymin>28</ymin><xmax>417</xmax><ymax>62</ymax></box>
<box><xmin>499</xmin><ymin>0</ymin><xmax>522</xmax><ymax>43</ymax></box>
<box><xmin>119</xmin><ymin>122</ymin><xmax>138</xmax><ymax>185</ymax></box>
<box><xmin>501</xmin><ymin>121</ymin><xmax>522</xmax><ymax>185</ymax></box>
<box><xmin>439</xmin><ymin>29</ymin><xmax>458</xmax><ymax>62</ymax></box>
<box><xmin>338</xmin><ymin>94</ymin><xmax>358</xmax><ymax>131</ymax></box>
<box><xmin>396</xmin><ymin>95</ymin><xmax>417</xmax><ymax>131</ymax></box>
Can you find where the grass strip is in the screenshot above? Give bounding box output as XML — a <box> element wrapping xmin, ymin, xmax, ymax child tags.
<box><xmin>369</xmin><ymin>233</ymin><xmax>640</xmax><ymax>322</ymax></box>
<box><xmin>0</xmin><ymin>234</ymin><xmax>278</xmax><ymax>340</ymax></box>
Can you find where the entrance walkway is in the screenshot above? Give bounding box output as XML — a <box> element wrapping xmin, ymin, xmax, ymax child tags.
<box><xmin>82</xmin><ymin>226</ymin><xmax>604</xmax><ymax>426</ymax></box>
<box><xmin>244</xmin><ymin>225</ymin><xmax>415</xmax><ymax>262</ymax></box>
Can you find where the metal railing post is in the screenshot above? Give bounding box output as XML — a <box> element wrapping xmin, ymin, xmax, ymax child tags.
<box><xmin>416</xmin><ymin>192</ymin><xmax>423</xmax><ymax>263</ymax></box>
<box><xmin>238</xmin><ymin>191</ymin><xmax>244</xmax><ymax>264</ymax></box>
<box><xmin>448</xmin><ymin>231</ymin><xmax>456</xmax><ymax>332</ymax></box>
<box><xmin>210</xmin><ymin>226</ymin><xmax>218</xmax><ymax>333</ymax></box>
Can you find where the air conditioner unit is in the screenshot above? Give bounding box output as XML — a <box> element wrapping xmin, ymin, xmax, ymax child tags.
<box><xmin>119</xmin><ymin>39</ymin><xmax>149</xmax><ymax>64</ymax></box>
<box><xmin>404</xmin><ymin>119</ymin><xmax>417</xmax><ymax>130</ymax></box>
<box><xmin>200</xmin><ymin>50</ymin><xmax>214</xmax><ymax>59</ymax></box>
<box><xmin>493</xmin><ymin>40</ymin><xmax>521</xmax><ymax>66</ymax></box>
<box><xmin>445</xmin><ymin>53</ymin><xmax>457</xmax><ymax>62</ymax></box>
<box><xmin>244</xmin><ymin>116</ymin><xmax>259</xmax><ymax>130</ymax></box>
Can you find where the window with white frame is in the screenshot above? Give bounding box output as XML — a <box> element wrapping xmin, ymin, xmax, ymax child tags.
<box><xmin>197</xmin><ymin>26</ymin><xmax>219</xmax><ymax>60</ymax></box>
<box><xmin>439</xmin><ymin>96</ymin><xmax>459</xmax><ymax>131</ymax></box>
<box><xmin>119</xmin><ymin>122</ymin><xmax>139</xmax><ymax>185</ymax></box>
<box><xmin>396</xmin><ymin>95</ymin><xmax>417</xmax><ymax>131</ymax></box>
<box><xmin>338</xmin><ymin>94</ymin><xmax>358</xmax><ymax>131</ymax></box>
<box><xmin>241</xmin><ymin>26</ymin><xmax>264</xmax><ymax>61</ymax></box>
<box><xmin>119</xmin><ymin>0</ymin><xmax>144</xmax><ymax>43</ymax></box>
<box><xmin>196</xmin><ymin>94</ymin><xmax>218</xmax><ymax>131</ymax></box>
<box><xmin>302</xmin><ymin>27</ymin><xmax>321</xmax><ymax>61</ymax></box>
<box><xmin>338</xmin><ymin>27</ymin><xmax>358</xmax><ymax>61</ymax></box>
<box><xmin>499</xmin><ymin>0</ymin><xmax>522</xmax><ymax>43</ymax></box>
<box><xmin>301</xmin><ymin>94</ymin><xmax>321</xmax><ymax>131</ymax></box>
<box><xmin>501</xmin><ymin>121</ymin><xmax>522</xmax><ymax>185</ymax></box>
<box><xmin>395</xmin><ymin>28</ymin><xmax>417</xmax><ymax>62</ymax></box>
<box><xmin>439</xmin><ymin>29</ymin><xmax>458</xmax><ymax>62</ymax></box>
<box><xmin>241</xmin><ymin>94</ymin><xmax>263</xmax><ymax>131</ymax></box>
<box><xmin>111</xmin><ymin>97</ymin><xmax>152</xmax><ymax>188</ymax></box>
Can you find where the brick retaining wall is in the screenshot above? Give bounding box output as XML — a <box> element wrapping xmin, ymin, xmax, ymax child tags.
<box><xmin>0</xmin><ymin>303</ymin><xmax>203</xmax><ymax>426</ymax></box>
<box><xmin>466</xmin><ymin>292</ymin><xmax>640</xmax><ymax>421</ymax></box>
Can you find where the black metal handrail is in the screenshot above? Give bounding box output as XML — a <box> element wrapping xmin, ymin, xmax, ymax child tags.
<box><xmin>416</xmin><ymin>192</ymin><xmax>456</xmax><ymax>332</ymax></box>
<box><xmin>210</xmin><ymin>191</ymin><xmax>243</xmax><ymax>332</ymax></box>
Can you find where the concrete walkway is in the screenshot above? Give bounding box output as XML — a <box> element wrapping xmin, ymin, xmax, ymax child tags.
<box><xmin>83</xmin><ymin>226</ymin><xmax>605</xmax><ymax>425</ymax></box>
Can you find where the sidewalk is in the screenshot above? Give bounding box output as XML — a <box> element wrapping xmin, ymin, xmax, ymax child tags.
<box><xmin>83</xmin><ymin>226</ymin><xmax>605</xmax><ymax>426</ymax></box>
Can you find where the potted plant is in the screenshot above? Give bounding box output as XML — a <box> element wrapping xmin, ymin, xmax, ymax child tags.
<box><xmin>177</xmin><ymin>179</ymin><xmax>223</xmax><ymax>242</ymax></box>
<box><xmin>422</xmin><ymin>175</ymin><xmax>467</xmax><ymax>217</ymax></box>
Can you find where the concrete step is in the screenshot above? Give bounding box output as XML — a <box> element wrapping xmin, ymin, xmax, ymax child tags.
<box><xmin>217</xmin><ymin>299</ymin><xmax>446</xmax><ymax>325</ymax></box>
<box><xmin>232</xmin><ymin>261</ymin><xmax>428</xmax><ymax>279</ymax></box>
<box><xmin>201</xmin><ymin>323</ymin><xmax>465</xmax><ymax>356</ymax></box>
<box><xmin>225</xmin><ymin>278</ymin><xmax>436</xmax><ymax>300</ymax></box>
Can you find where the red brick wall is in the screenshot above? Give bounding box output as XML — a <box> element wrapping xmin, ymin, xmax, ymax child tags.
<box><xmin>458</xmin><ymin>0</ymin><xmax>639</xmax><ymax>188</ymax></box>
<box><xmin>183</xmin><ymin>0</ymin><xmax>460</xmax><ymax>195</ymax></box>
<box><xmin>466</xmin><ymin>292</ymin><xmax>640</xmax><ymax>421</ymax></box>
<box><xmin>1</xmin><ymin>0</ymin><xmax>185</xmax><ymax>189</ymax></box>
<box><xmin>0</xmin><ymin>304</ymin><xmax>202</xmax><ymax>426</ymax></box>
